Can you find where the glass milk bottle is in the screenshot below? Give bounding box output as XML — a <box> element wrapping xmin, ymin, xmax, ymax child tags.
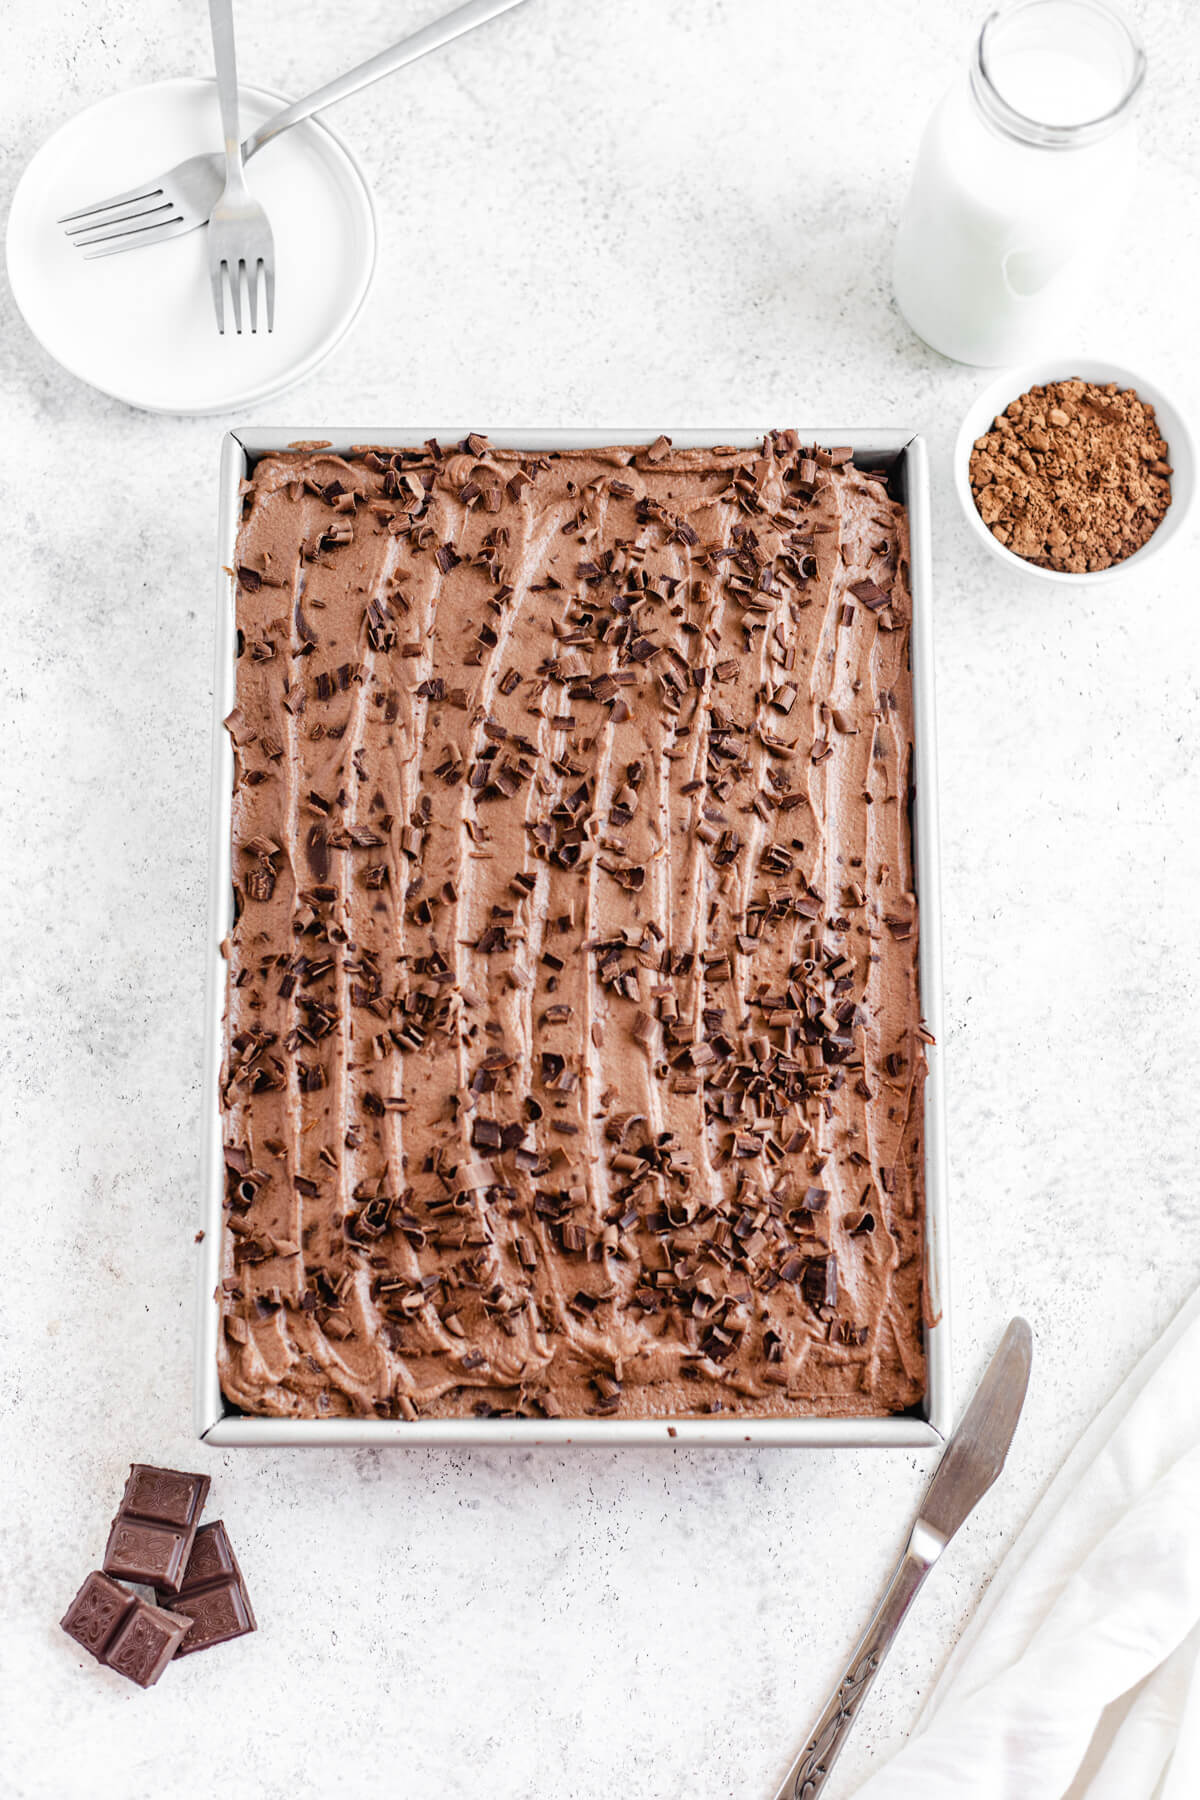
<box><xmin>893</xmin><ymin>0</ymin><xmax>1145</xmax><ymax>365</ymax></box>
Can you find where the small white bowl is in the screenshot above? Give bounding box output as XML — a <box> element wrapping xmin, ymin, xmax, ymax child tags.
<box><xmin>953</xmin><ymin>357</ymin><xmax>1195</xmax><ymax>584</ymax></box>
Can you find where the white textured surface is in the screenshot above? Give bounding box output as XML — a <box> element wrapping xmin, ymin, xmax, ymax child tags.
<box><xmin>2</xmin><ymin>3</ymin><xmax>1198</xmax><ymax>1797</ymax></box>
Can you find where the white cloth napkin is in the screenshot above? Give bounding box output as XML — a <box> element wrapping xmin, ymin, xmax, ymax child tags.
<box><xmin>853</xmin><ymin>1287</ymin><xmax>1200</xmax><ymax>1800</ymax></box>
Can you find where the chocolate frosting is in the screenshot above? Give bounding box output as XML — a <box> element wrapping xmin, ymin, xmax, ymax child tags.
<box><xmin>219</xmin><ymin>434</ymin><xmax>926</xmax><ymax>1420</ymax></box>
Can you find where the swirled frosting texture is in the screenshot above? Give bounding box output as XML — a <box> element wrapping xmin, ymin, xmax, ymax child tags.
<box><xmin>219</xmin><ymin>434</ymin><xmax>926</xmax><ymax>1420</ymax></box>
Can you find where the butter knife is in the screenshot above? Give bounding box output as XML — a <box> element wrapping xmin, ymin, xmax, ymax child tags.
<box><xmin>772</xmin><ymin>1317</ymin><xmax>1033</xmax><ymax>1800</ymax></box>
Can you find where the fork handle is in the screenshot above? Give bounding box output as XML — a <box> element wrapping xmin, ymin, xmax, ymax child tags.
<box><xmin>770</xmin><ymin>1521</ymin><xmax>943</xmax><ymax>1800</ymax></box>
<box><xmin>209</xmin><ymin>0</ymin><xmax>245</xmax><ymax>175</ymax></box>
<box><xmin>242</xmin><ymin>0</ymin><xmax>529</xmax><ymax>159</ymax></box>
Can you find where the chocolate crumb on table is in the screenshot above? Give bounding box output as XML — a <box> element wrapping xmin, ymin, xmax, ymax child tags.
<box><xmin>969</xmin><ymin>378</ymin><xmax>1172</xmax><ymax>573</ymax></box>
<box><xmin>220</xmin><ymin>433</ymin><xmax>927</xmax><ymax>1422</ymax></box>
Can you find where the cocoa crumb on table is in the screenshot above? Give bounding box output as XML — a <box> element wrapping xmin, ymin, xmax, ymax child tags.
<box><xmin>969</xmin><ymin>378</ymin><xmax>1172</xmax><ymax>574</ymax></box>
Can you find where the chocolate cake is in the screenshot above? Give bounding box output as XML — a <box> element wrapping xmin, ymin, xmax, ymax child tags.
<box><xmin>218</xmin><ymin>433</ymin><xmax>927</xmax><ymax>1421</ymax></box>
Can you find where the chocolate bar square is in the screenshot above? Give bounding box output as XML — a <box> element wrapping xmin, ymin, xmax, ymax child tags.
<box><xmin>102</xmin><ymin>1463</ymin><xmax>211</xmax><ymax>1595</ymax></box>
<box><xmin>61</xmin><ymin>1572</ymin><xmax>190</xmax><ymax>1688</ymax></box>
<box><xmin>176</xmin><ymin>1519</ymin><xmax>236</xmax><ymax>1587</ymax></box>
<box><xmin>61</xmin><ymin>1570</ymin><xmax>135</xmax><ymax>1659</ymax></box>
<box><xmin>123</xmin><ymin>1464</ymin><xmax>205</xmax><ymax>1528</ymax></box>
<box><xmin>158</xmin><ymin>1520</ymin><xmax>256</xmax><ymax>1655</ymax></box>
<box><xmin>103</xmin><ymin>1518</ymin><xmax>185</xmax><ymax>1587</ymax></box>
<box><xmin>103</xmin><ymin>1599</ymin><xmax>190</xmax><ymax>1688</ymax></box>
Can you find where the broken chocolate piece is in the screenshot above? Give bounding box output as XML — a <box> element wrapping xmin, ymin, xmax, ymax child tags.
<box><xmin>102</xmin><ymin>1464</ymin><xmax>211</xmax><ymax>1596</ymax></box>
<box><xmin>61</xmin><ymin>1571</ymin><xmax>190</xmax><ymax>1688</ymax></box>
<box><xmin>157</xmin><ymin>1520</ymin><xmax>256</xmax><ymax>1656</ymax></box>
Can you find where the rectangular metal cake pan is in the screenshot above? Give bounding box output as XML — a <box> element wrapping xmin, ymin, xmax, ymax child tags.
<box><xmin>197</xmin><ymin>428</ymin><xmax>949</xmax><ymax>1449</ymax></box>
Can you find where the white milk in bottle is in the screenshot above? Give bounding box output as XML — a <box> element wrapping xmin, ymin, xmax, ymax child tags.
<box><xmin>893</xmin><ymin>0</ymin><xmax>1145</xmax><ymax>365</ymax></box>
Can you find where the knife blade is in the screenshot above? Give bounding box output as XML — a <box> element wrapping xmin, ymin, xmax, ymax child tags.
<box><xmin>771</xmin><ymin>1317</ymin><xmax>1033</xmax><ymax>1800</ymax></box>
<box><xmin>920</xmin><ymin>1316</ymin><xmax>1033</xmax><ymax>1543</ymax></box>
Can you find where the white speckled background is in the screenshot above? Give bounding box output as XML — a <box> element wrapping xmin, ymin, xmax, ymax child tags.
<box><xmin>2</xmin><ymin>3</ymin><xmax>1198</xmax><ymax>1796</ymax></box>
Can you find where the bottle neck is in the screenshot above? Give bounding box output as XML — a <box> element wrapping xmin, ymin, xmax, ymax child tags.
<box><xmin>969</xmin><ymin>0</ymin><xmax>1145</xmax><ymax>151</ymax></box>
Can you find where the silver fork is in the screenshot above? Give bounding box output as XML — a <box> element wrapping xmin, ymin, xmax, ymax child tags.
<box><xmin>206</xmin><ymin>0</ymin><xmax>273</xmax><ymax>334</ymax></box>
<box><xmin>56</xmin><ymin>0</ymin><xmax>529</xmax><ymax>258</ymax></box>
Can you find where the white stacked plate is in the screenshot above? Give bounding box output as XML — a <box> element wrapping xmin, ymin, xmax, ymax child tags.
<box><xmin>6</xmin><ymin>77</ymin><xmax>377</xmax><ymax>414</ymax></box>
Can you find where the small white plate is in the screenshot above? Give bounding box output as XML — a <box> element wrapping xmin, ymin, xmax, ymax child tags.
<box><xmin>954</xmin><ymin>356</ymin><xmax>1195</xmax><ymax>585</ymax></box>
<box><xmin>6</xmin><ymin>77</ymin><xmax>377</xmax><ymax>415</ymax></box>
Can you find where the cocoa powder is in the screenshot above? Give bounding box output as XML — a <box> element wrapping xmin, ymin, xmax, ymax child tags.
<box><xmin>969</xmin><ymin>378</ymin><xmax>1172</xmax><ymax>574</ymax></box>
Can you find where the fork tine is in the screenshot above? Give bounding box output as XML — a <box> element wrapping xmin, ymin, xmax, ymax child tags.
<box><xmin>264</xmin><ymin>261</ymin><xmax>276</xmax><ymax>333</ymax></box>
<box><xmin>210</xmin><ymin>260</ymin><xmax>226</xmax><ymax>334</ymax></box>
<box><xmin>82</xmin><ymin>216</ymin><xmax>196</xmax><ymax>260</ymax></box>
<box><xmin>58</xmin><ymin>183</ymin><xmax>165</xmax><ymax>225</ymax></box>
<box><xmin>228</xmin><ymin>260</ymin><xmax>244</xmax><ymax>336</ymax></box>
<box><xmin>247</xmin><ymin>259</ymin><xmax>260</xmax><ymax>335</ymax></box>
<box><xmin>67</xmin><ymin>201</ymin><xmax>179</xmax><ymax>245</ymax></box>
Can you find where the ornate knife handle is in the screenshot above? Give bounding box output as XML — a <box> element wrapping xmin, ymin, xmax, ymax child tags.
<box><xmin>773</xmin><ymin>1521</ymin><xmax>944</xmax><ymax>1800</ymax></box>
